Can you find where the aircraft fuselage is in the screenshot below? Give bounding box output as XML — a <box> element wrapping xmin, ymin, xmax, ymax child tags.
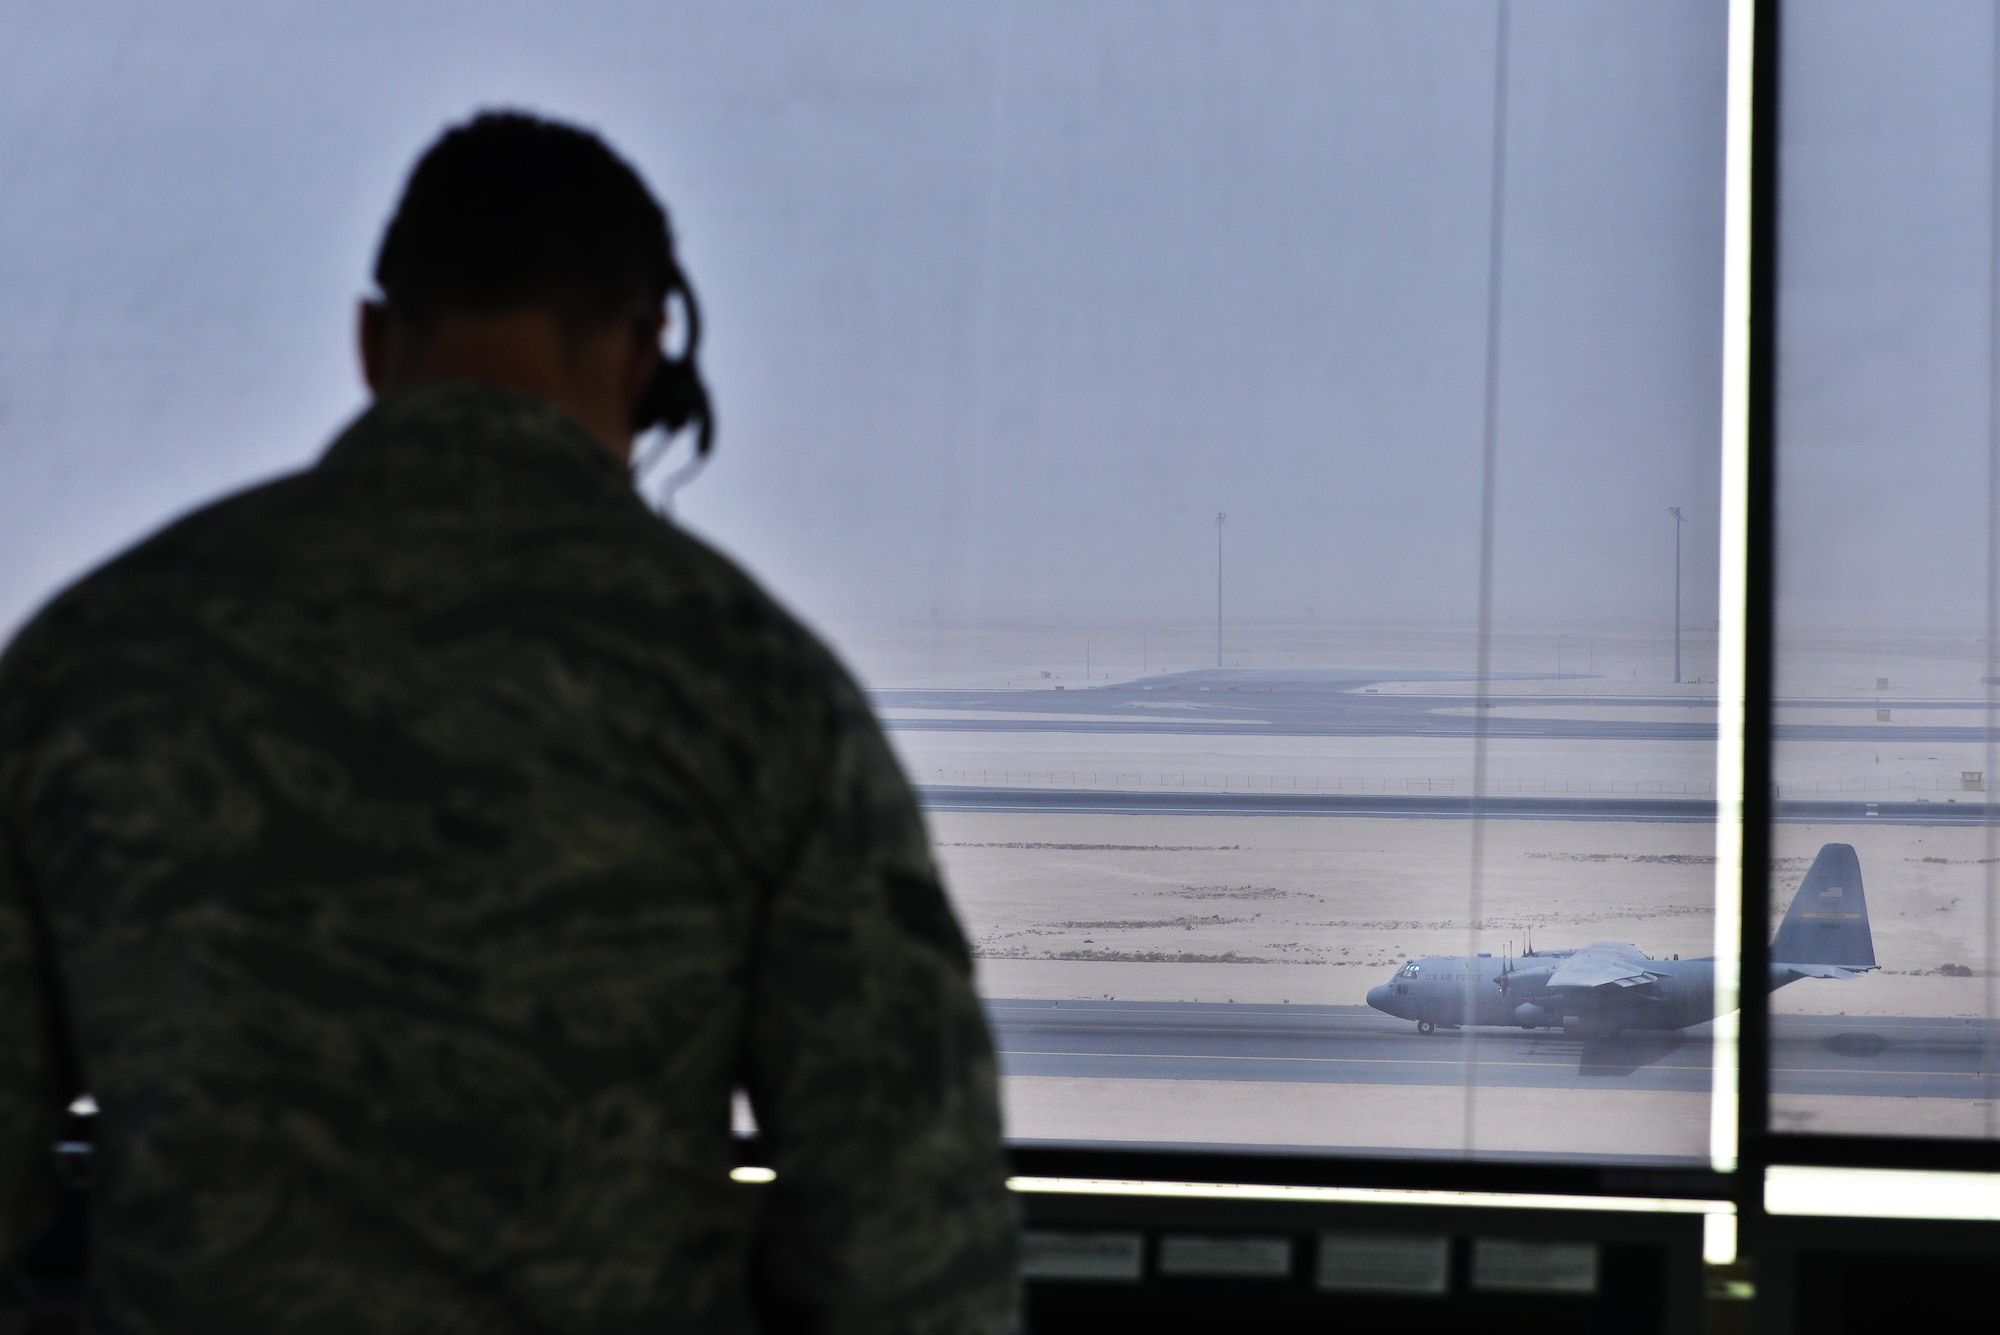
<box><xmin>1368</xmin><ymin>843</ymin><xmax>1877</xmax><ymax>1036</ymax></box>
<box><xmin>1365</xmin><ymin>951</ymin><xmax>1731</xmax><ymax>1035</ymax></box>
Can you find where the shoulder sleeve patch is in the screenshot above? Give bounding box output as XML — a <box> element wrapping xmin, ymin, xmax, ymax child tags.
<box><xmin>883</xmin><ymin>868</ymin><xmax>972</xmax><ymax>970</ymax></box>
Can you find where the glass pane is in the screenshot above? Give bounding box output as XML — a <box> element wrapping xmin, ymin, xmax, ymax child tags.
<box><xmin>1</xmin><ymin>0</ymin><xmax>1731</xmax><ymax>1165</ymax></box>
<box><xmin>1772</xmin><ymin>0</ymin><xmax>2000</xmax><ymax>1140</ymax></box>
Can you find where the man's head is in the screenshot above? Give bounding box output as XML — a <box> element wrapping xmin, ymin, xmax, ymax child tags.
<box><xmin>361</xmin><ymin>111</ymin><xmax>685</xmax><ymax>461</ymax></box>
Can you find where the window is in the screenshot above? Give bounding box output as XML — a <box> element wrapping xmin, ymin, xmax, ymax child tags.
<box><xmin>1769</xmin><ymin>0</ymin><xmax>2000</xmax><ymax>1146</ymax></box>
<box><xmin>2</xmin><ymin>2</ymin><xmax>1737</xmax><ymax>1171</ymax></box>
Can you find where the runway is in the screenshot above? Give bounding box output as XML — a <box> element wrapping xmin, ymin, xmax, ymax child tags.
<box><xmin>924</xmin><ymin>784</ymin><xmax>1987</xmax><ymax>825</ymax></box>
<box><xmin>877</xmin><ymin>668</ymin><xmax>2000</xmax><ymax>745</ymax></box>
<box><xmin>985</xmin><ymin>999</ymin><xmax>2000</xmax><ymax>1100</ymax></box>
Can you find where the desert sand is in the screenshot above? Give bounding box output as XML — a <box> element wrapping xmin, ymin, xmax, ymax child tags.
<box><xmin>939</xmin><ymin>811</ymin><xmax>1994</xmax><ymax>1014</ymax></box>
<box><xmin>936</xmin><ymin>811</ymin><xmax>1996</xmax><ymax>1155</ymax></box>
<box><xmin>847</xmin><ymin>619</ymin><xmax>2000</xmax><ymax>1153</ymax></box>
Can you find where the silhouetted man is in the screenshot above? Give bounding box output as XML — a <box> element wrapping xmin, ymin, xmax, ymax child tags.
<box><xmin>0</xmin><ymin>111</ymin><xmax>1015</xmax><ymax>1334</ymax></box>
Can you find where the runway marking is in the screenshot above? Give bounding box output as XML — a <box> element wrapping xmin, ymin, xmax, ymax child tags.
<box><xmin>998</xmin><ymin>1053</ymin><xmax>1991</xmax><ymax>1090</ymax></box>
<box><xmin>998</xmin><ymin>1049</ymin><xmax>1984</xmax><ymax>1092</ymax></box>
<box><xmin>1770</xmin><ymin>1067</ymin><xmax>1998</xmax><ymax>1079</ymax></box>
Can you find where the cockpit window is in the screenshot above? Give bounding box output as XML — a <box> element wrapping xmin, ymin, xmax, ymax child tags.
<box><xmin>1398</xmin><ymin>963</ymin><xmax>1420</xmax><ymax>979</ymax></box>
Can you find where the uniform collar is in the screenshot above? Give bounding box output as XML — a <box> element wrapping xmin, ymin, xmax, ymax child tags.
<box><xmin>319</xmin><ymin>383</ymin><xmax>634</xmax><ymax>494</ymax></box>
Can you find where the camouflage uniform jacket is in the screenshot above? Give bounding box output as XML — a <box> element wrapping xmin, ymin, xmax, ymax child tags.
<box><xmin>0</xmin><ymin>384</ymin><xmax>1016</xmax><ymax>1335</ymax></box>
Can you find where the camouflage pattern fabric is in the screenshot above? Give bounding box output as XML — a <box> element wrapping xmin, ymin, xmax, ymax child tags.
<box><xmin>0</xmin><ymin>384</ymin><xmax>1016</xmax><ymax>1334</ymax></box>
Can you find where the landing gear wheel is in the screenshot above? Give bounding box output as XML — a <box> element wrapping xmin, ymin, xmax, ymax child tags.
<box><xmin>1417</xmin><ymin>1020</ymin><xmax>1435</xmax><ymax>1036</ymax></box>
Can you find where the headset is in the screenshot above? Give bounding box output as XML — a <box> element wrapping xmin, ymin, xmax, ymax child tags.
<box><xmin>629</xmin><ymin>234</ymin><xmax>714</xmax><ymax>510</ymax></box>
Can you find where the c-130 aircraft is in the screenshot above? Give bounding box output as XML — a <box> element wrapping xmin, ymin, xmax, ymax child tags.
<box><xmin>1365</xmin><ymin>843</ymin><xmax>1876</xmax><ymax>1037</ymax></box>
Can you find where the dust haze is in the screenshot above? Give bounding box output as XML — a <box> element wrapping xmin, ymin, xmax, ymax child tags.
<box><xmin>0</xmin><ymin>1</ymin><xmax>1730</xmax><ymax>651</ymax></box>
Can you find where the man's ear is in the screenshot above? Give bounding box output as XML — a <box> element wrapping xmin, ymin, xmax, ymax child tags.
<box><xmin>358</xmin><ymin>299</ymin><xmax>390</xmax><ymax>394</ymax></box>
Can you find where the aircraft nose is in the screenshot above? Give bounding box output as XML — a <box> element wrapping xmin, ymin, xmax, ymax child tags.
<box><xmin>1366</xmin><ymin>984</ymin><xmax>1393</xmax><ymax>1013</ymax></box>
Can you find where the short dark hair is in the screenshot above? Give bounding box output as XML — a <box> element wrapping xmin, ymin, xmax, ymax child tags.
<box><xmin>373</xmin><ymin>111</ymin><xmax>672</xmax><ymax>334</ymax></box>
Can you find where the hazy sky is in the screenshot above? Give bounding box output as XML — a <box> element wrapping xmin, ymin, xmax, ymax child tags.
<box><xmin>0</xmin><ymin>1</ymin><xmax>1734</xmax><ymax>659</ymax></box>
<box><xmin>1777</xmin><ymin>1</ymin><xmax>2000</xmax><ymax>640</ymax></box>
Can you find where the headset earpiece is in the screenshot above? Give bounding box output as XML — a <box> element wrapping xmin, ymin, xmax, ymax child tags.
<box><xmin>632</xmin><ymin>355</ymin><xmax>712</xmax><ymax>457</ymax></box>
<box><xmin>630</xmin><ymin>241</ymin><xmax>714</xmax><ymax>460</ymax></box>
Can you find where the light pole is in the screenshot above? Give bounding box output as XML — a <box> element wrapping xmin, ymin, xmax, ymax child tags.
<box><xmin>1667</xmin><ymin>506</ymin><xmax>1685</xmax><ymax>684</ymax></box>
<box><xmin>1215</xmin><ymin>512</ymin><xmax>1226</xmax><ymax>668</ymax></box>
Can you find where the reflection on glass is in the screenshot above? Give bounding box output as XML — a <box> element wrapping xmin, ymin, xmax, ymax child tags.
<box><xmin>1772</xmin><ymin>0</ymin><xmax>2000</xmax><ymax>1140</ymax></box>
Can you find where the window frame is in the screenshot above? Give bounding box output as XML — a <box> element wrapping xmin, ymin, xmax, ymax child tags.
<box><xmin>734</xmin><ymin>0</ymin><xmax>2000</xmax><ymax>1210</ymax></box>
<box><xmin>1748</xmin><ymin>0</ymin><xmax>2000</xmax><ymax>1183</ymax></box>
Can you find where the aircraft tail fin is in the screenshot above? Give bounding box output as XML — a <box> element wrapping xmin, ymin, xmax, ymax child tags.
<box><xmin>1772</xmin><ymin>842</ymin><xmax>1876</xmax><ymax>970</ymax></box>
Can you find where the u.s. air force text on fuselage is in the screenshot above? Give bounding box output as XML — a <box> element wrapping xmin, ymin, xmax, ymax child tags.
<box><xmin>1366</xmin><ymin>843</ymin><xmax>1877</xmax><ymax>1037</ymax></box>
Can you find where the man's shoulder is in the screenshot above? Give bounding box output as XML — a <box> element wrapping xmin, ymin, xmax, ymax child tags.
<box><xmin>0</xmin><ymin>467</ymin><xmax>321</xmax><ymax>674</ymax></box>
<box><xmin>616</xmin><ymin>516</ymin><xmax>872</xmax><ymax>725</ymax></box>
<box><xmin>0</xmin><ymin>439</ymin><xmax>864</xmax><ymax>748</ymax></box>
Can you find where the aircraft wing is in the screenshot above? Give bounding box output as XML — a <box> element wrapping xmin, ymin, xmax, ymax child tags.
<box><xmin>1543</xmin><ymin>943</ymin><xmax>1664</xmax><ymax>990</ymax></box>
